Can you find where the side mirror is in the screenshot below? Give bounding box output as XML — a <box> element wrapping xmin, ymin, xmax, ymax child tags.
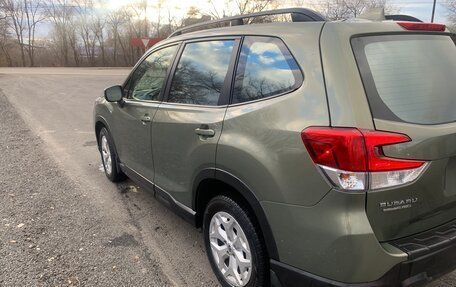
<box><xmin>104</xmin><ymin>85</ymin><xmax>123</xmax><ymax>102</ymax></box>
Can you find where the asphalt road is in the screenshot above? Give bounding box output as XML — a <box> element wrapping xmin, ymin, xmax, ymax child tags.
<box><xmin>0</xmin><ymin>68</ymin><xmax>218</xmax><ymax>287</ymax></box>
<box><xmin>0</xmin><ymin>68</ymin><xmax>454</xmax><ymax>287</ymax></box>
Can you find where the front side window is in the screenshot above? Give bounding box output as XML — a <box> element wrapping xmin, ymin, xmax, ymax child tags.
<box><xmin>127</xmin><ymin>45</ymin><xmax>177</xmax><ymax>101</ymax></box>
<box><xmin>168</xmin><ymin>40</ymin><xmax>235</xmax><ymax>106</ymax></box>
<box><xmin>232</xmin><ymin>36</ymin><xmax>303</xmax><ymax>104</ymax></box>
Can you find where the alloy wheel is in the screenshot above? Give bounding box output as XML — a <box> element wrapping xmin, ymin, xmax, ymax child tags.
<box><xmin>209</xmin><ymin>211</ymin><xmax>252</xmax><ymax>287</ymax></box>
<box><xmin>101</xmin><ymin>135</ymin><xmax>112</xmax><ymax>175</ymax></box>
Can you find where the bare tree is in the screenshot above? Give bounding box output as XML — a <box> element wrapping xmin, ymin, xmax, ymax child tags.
<box><xmin>447</xmin><ymin>0</ymin><xmax>456</xmax><ymax>25</ymax></box>
<box><xmin>125</xmin><ymin>1</ymin><xmax>155</xmax><ymax>63</ymax></box>
<box><xmin>320</xmin><ymin>0</ymin><xmax>352</xmax><ymax>20</ymax></box>
<box><xmin>128</xmin><ymin>0</ymin><xmax>148</xmax><ymax>37</ymax></box>
<box><xmin>319</xmin><ymin>0</ymin><xmax>398</xmax><ymax>20</ymax></box>
<box><xmin>0</xmin><ymin>0</ymin><xmax>47</xmax><ymax>67</ymax></box>
<box><xmin>1</xmin><ymin>0</ymin><xmax>27</xmax><ymax>66</ymax></box>
<box><xmin>235</xmin><ymin>0</ymin><xmax>275</xmax><ymax>15</ymax></box>
<box><xmin>0</xmin><ymin>16</ymin><xmax>14</xmax><ymax>66</ymax></box>
<box><xmin>206</xmin><ymin>0</ymin><xmax>276</xmax><ymax>19</ymax></box>
<box><xmin>46</xmin><ymin>0</ymin><xmax>78</xmax><ymax>66</ymax></box>
<box><xmin>74</xmin><ymin>0</ymin><xmax>98</xmax><ymax>66</ymax></box>
<box><xmin>92</xmin><ymin>13</ymin><xmax>106</xmax><ymax>65</ymax></box>
<box><xmin>154</xmin><ymin>0</ymin><xmax>164</xmax><ymax>38</ymax></box>
<box><xmin>107</xmin><ymin>8</ymin><xmax>129</xmax><ymax>66</ymax></box>
<box><xmin>24</xmin><ymin>0</ymin><xmax>46</xmax><ymax>66</ymax></box>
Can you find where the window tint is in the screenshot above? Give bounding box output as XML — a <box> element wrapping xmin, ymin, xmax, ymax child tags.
<box><xmin>232</xmin><ymin>36</ymin><xmax>302</xmax><ymax>104</ymax></box>
<box><xmin>128</xmin><ymin>45</ymin><xmax>177</xmax><ymax>101</ymax></box>
<box><xmin>353</xmin><ymin>35</ymin><xmax>456</xmax><ymax>125</ymax></box>
<box><xmin>168</xmin><ymin>40</ymin><xmax>235</xmax><ymax>106</ymax></box>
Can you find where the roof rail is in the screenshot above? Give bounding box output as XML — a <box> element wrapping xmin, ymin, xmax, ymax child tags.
<box><xmin>168</xmin><ymin>8</ymin><xmax>326</xmax><ymax>38</ymax></box>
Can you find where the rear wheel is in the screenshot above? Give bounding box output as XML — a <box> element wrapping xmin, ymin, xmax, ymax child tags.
<box><xmin>203</xmin><ymin>195</ymin><xmax>269</xmax><ymax>287</ymax></box>
<box><xmin>98</xmin><ymin>127</ymin><xmax>125</xmax><ymax>182</ymax></box>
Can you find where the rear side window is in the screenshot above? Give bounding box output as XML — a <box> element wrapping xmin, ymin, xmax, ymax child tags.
<box><xmin>232</xmin><ymin>36</ymin><xmax>302</xmax><ymax>104</ymax></box>
<box><xmin>352</xmin><ymin>34</ymin><xmax>456</xmax><ymax>125</ymax></box>
<box><xmin>168</xmin><ymin>40</ymin><xmax>235</xmax><ymax>106</ymax></box>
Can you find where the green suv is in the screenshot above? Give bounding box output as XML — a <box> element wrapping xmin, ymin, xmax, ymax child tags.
<box><xmin>94</xmin><ymin>8</ymin><xmax>456</xmax><ymax>287</ymax></box>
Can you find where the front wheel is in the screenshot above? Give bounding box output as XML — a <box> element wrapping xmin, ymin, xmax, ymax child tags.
<box><xmin>203</xmin><ymin>196</ymin><xmax>269</xmax><ymax>287</ymax></box>
<box><xmin>98</xmin><ymin>127</ymin><xmax>125</xmax><ymax>182</ymax></box>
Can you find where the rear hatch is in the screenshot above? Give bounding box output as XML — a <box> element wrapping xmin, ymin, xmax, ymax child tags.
<box><xmin>352</xmin><ymin>31</ymin><xmax>456</xmax><ymax>241</ymax></box>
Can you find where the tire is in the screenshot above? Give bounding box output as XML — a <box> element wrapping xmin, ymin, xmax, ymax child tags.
<box><xmin>203</xmin><ymin>195</ymin><xmax>269</xmax><ymax>287</ymax></box>
<box><xmin>98</xmin><ymin>127</ymin><xmax>126</xmax><ymax>182</ymax></box>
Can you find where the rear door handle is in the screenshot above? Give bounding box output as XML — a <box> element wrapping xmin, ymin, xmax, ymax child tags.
<box><xmin>195</xmin><ymin>126</ymin><xmax>215</xmax><ymax>137</ymax></box>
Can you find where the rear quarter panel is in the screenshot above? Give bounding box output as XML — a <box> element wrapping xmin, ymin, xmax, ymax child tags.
<box><xmin>216</xmin><ymin>25</ymin><xmax>331</xmax><ymax>206</ymax></box>
<box><xmin>320</xmin><ymin>22</ymin><xmax>404</xmax><ymax>129</ymax></box>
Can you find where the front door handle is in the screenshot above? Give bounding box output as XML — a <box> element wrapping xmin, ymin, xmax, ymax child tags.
<box><xmin>195</xmin><ymin>126</ymin><xmax>215</xmax><ymax>137</ymax></box>
<box><xmin>141</xmin><ymin>115</ymin><xmax>151</xmax><ymax>125</ymax></box>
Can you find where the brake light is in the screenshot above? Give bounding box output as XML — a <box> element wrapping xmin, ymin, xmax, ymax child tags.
<box><xmin>301</xmin><ymin>127</ymin><xmax>428</xmax><ymax>191</ymax></box>
<box><xmin>398</xmin><ymin>22</ymin><xmax>446</xmax><ymax>32</ymax></box>
<box><xmin>362</xmin><ymin>130</ymin><xmax>424</xmax><ymax>171</ymax></box>
<box><xmin>301</xmin><ymin>128</ymin><xmax>367</xmax><ymax>172</ymax></box>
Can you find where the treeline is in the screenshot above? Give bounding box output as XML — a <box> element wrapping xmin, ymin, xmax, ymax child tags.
<box><xmin>0</xmin><ymin>0</ymin><xmax>453</xmax><ymax>67</ymax></box>
<box><xmin>0</xmin><ymin>0</ymin><xmax>208</xmax><ymax>67</ymax></box>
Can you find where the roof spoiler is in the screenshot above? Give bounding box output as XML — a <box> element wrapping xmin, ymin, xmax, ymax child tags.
<box><xmin>358</xmin><ymin>8</ymin><xmax>423</xmax><ymax>23</ymax></box>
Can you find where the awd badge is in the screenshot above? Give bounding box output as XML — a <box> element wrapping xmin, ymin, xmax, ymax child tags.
<box><xmin>379</xmin><ymin>198</ymin><xmax>418</xmax><ymax>212</ymax></box>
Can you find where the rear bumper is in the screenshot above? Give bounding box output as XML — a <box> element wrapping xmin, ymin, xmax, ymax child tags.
<box><xmin>271</xmin><ymin>220</ymin><xmax>456</xmax><ymax>287</ymax></box>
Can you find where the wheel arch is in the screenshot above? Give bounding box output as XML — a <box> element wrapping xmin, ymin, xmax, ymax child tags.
<box><xmin>95</xmin><ymin>115</ymin><xmax>111</xmax><ymax>151</ymax></box>
<box><xmin>94</xmin><ymin>116</ymin><xmax>122</xmax><ymax>172</ymax></box>
<box><xmin>193</xmin><ymin>168</ymin><xmax>280</xmax><ymax>261</ymax></box>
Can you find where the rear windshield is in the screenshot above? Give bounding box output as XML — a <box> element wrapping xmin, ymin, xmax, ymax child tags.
<box><xmin>352</xmin><ymin>34</ymin><xmax>456</xmax><ymax>125</ymax></box>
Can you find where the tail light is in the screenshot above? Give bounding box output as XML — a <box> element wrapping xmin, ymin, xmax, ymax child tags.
<box><xmin>398</xmin><ymin>22</ymin><xmax>446</xmax><ymax>32</ymax></box>
<box><xmin>301</xmin><ymin>127</ymin><xmax>428</xmax><ymax>191</ymax></box>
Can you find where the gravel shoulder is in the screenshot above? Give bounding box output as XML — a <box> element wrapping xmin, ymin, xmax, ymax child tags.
<box><xmin>0</xmin><ymin>90</ymin><xmax>171</xmax><ymax>286</ymax></box>
<box><xmin>0</xmin><ymin>70</ymin><xmax>219</xmax><ymax>287</ymax></box>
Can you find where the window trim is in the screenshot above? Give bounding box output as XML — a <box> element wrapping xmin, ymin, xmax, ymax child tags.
<box><xmin>228</xmin><ymin>35</ymin><xmax>304</xmax><ymax>106</ymax></box>
<box><xmin>351</xmin><ymin>32</ymin><xmax>456</xmax><ymax>126</ymax></box>
<box><xmin>162</xmin><ymin>36</ymin><xmax>242</xmax><ymax>107</ymax></box>
<box><xmin>121</xmin><ymin>42</ymin><xmax>181</xmax><ymax>103</ymax></box>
